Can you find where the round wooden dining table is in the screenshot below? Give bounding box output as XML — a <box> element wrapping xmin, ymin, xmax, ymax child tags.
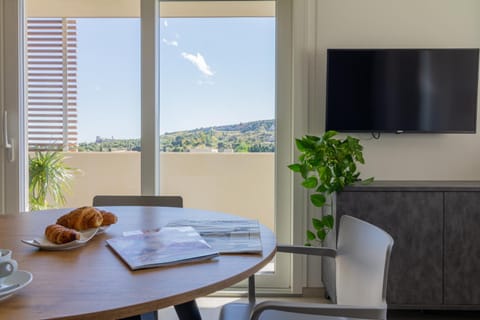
<box><xmin>0</xmin><ymin>206</ymin><xmax>276</xmax><ymax>319</ymax></box>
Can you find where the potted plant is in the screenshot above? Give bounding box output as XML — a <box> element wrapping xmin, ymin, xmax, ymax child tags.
<box><xmin>29</xmin><ymin>151</ymin><xmax>77</xmax><ymax>210</ymax></box>
<box><xmin>288</xmin><ymin>130</ymin><xmax>372</xmax><ymax>245</ymax></box>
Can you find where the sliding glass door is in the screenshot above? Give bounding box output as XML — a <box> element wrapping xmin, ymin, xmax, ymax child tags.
<box><xmin>157</xmin><ymin>0</ymin><xmax>291</xmax><ymax>291</ymax></box>
<box><xmin>1</xmin><ymin>0</ymin><xmax>293</xmax><ymax>292</ymax></box>
<box><xmin>24</xmin><ymin>0</ymin><xmax>143</xmax><ymax>210</ymax></box>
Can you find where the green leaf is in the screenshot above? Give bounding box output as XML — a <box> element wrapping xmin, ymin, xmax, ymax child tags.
<box><xmin>316</xmin><ymin>229</ymin><xmax>327</xmax><ymax>241</ymax></box>
<box><xmin>361</xmin><ymin>177</ymin><xmax>375</xmax><ymax>184</ymax></box>
<box><xmin>310</xmin><ymin>193</ymin><xmax>326</xmax><ymax>207</ymax></box>
<box><xmin>288</xmin><ymin>163</ymin><xmax>301</xmax><ymax>172</ymax></box>
<box><xmin>356</xmin><ymin>153</ymin><xmax>365</xmax><ymax>164</ymax></box>
<box><xmin>299</xmin><ymin>167</ymin><xmax>309</xmax><ymax>180</ymax></box>
<box><xmin>312</xmin><ymin>218</ymin><xmax>324</xmax><ymax>230</ymax></box>
<box><xmin>304</xmin><ymin>242</ymin><xmax>312</xmax><ymax>246</ymax></box>
<box><xmin>296</xmin><ymin>137</ymin><xmax>316</xmax><ymax>152</ymax></box>
<box><xmin>305</xmin><ymin>135</ymin><xmax>320</xmax><ymax>142</ymax></box>
<box><xmin>323</xmin><ymin>214</ymin><xmax>334</xmax><ymax>229</ymax></box>
<box><xmin>317</xmin><ymin>166</ymin><xmax>326</xmax><ymax>178</ymax></box>
<box><xmin>306</xmin><ymin>230</ymin><xmax>316</xmax><ymax>241</ymax></box>
<box><xmin>302</xmin><ymin>176</ymin><xmax>318</xmax><ymax>189</ymax></box>
<box><xmin>323</xmin><ymin>130</ymin><xmax>337</xmax><ymax>140</ymax></box>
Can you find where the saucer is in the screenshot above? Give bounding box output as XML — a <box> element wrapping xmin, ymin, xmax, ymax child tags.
<box><xmin>0</xmin><ymin>270</ymin><xmax>33</xmax><ymax>301</ymax></box>
<box><xmin>21</xmin><ymin>228</ymin><xmax>99</xmax><ymax>251</ymax></box>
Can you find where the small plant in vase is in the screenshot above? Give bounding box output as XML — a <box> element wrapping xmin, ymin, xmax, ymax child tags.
<box><xmin>288</xmin><ymin>130</ymin><xmax>372</xmax><ymax>246</ymax></box>
<box><xmin>29</xmin><ymin>151</ymin><xmax>78</xmax><ymax>210</ymax></box>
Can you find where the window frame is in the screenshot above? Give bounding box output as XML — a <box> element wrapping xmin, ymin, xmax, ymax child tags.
<box><xmin>5</xmin><ymin>0</ymin><xmax>299</xmax><ymax>293</ymax></box>
<box><xmin>155</xmin><ymin>0</ymin><xmax>294</xmax><ymax>293</ymax></box>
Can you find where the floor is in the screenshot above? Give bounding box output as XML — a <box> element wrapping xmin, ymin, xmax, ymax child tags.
<box><xmin>388</xmin><ymin>310</ymin><xmax>480</xmax><ymax>320</ymax></box>
<box><xmin>156</xmin><ymin>296</ymin><xmax>480</xmax><ymax>320</ymax></box>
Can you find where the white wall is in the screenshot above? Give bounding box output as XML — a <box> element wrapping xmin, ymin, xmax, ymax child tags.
<box><xmin>293</xmin><ymin>0</ymin><xmax>480</xmax><ymax>288</ymax></box>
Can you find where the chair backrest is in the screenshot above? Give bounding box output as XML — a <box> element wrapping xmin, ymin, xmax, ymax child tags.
<box><xmin>92</xmin><ymin>195</ymin><xmax>183</xmax><ymax>208</ymax></box>
<box><xmin>335</xmin><ymin>215</ymin><xmax>394</xmax><ymax>307</ymax></box>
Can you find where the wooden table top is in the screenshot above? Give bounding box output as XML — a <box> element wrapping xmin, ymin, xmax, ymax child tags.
<box><xmin>0</xmin><ymin>206</ymin><xmax>276</xmax><ymax>319</ymax></box>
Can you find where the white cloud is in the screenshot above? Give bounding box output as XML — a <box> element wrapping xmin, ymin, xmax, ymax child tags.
<box><xmin>181</xmin><ymin>52</ymin><xmax>214</xmax><ymax>77</ymax></box>
<box><xmin>164</xmin><ymin>20</ymin><xmax>168</xmax><ymax>27</ymax></box>
<box><xmin>162</xmin><ymin>38</ymin><xmax>178</xmax><ymax>47</ymax></box>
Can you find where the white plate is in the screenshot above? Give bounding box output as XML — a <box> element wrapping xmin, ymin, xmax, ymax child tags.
<box><xmin>21</xmin><ymin>228</ymin><xmax>99</xmax><ymax>251</ymax></box>
<box><xmin>0</xmin><ymin>270</ymin><xmax>33</xmax><ymax>302</ymax></box>
<box><xmin>97</xmin><ymin>225</ymin><xmax>110</xmax><ymax>234</ymax></box>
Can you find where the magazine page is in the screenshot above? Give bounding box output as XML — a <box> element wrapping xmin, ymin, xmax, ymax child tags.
<box><xmin>106</xmin><ymin>226</ymin><xmax>219</xmax><ymax>270</ymax></box>
<box><xmin>166</xmin><ymin>219</ymin><xmax>263</xmax><ymax>254</ymax></box>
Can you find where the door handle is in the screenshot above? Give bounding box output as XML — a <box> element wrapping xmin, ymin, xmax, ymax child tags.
<box><xmin>3</xmin><ymin>110</ymin><xmax>14</xmax><ymax>162</ymax></box>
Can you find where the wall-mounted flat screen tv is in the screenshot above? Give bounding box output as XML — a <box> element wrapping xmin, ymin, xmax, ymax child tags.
<box><xmin>325</xmin><ymin>48</ymin><xmax>479</xmax><ymax>133</ymax></box>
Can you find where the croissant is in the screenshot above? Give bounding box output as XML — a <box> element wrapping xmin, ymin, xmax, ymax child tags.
<box><xmin>56</xmin><ymin>206</ymin><xmax>103</xmax><ymax>231</ymax></box>
<box><xmin>98</xmin><ymin>209</ymin><xmax>118</xmax><ymax>226</ymax></box>
<box><xmin>45</xmin><ymin>224</ymin><xmax>80</xmax><ymax>244</ymax></box>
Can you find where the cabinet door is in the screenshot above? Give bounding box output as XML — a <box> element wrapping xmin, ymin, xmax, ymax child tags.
<box><xmin>444</xmin><ymin>192</ymin><xmax>480</xmax><ymax>305</ymax></box>
<box><xmin>336</xmin><ymin>191</ymin><xmax>444</xmax><ymax>306</ymax></box>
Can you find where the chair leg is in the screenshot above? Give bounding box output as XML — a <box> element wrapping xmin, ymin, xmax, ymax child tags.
<box><xmin>174</xmin><ymin>300</ymin><xmax>202</xmax><ymax>320</ymax></box>
<box><xmin>120</xmin><ymin>310</ymin><xmax>158</xmax><ymax>320</ymax></box>
<box><xmin>248</xmin><ymin>275</ymin><xmax>256</xmax><ymax>305</ymax></box>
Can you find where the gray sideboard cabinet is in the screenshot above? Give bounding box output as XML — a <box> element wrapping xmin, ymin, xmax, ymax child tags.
<box><xmin>328</xmin><ymin>181</ymin><xmax>480</xmax><ymax>310</ymax></box>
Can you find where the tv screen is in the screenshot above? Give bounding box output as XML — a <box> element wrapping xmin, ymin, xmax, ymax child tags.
<box><xmin>325</xmin><ymin>49</ymin><xmax>479</xmax><ymax>133</ymax></box>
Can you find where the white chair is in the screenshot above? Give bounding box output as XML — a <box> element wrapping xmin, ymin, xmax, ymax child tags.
<box><xmin>219</xmin><ymin>215</ymin><xmax>394</xmax><ymax>320</ymax></box>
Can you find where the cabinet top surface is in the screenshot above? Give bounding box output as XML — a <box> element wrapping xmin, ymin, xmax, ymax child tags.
<box><xmin>343</xmin><ymin>180</ymin><xmax>480</xmax><ymax>191</ymax></box>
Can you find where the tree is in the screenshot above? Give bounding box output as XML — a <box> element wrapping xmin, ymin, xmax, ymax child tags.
<box><xmin>234</xmin><ymin>142</ymin><xmax>249</xmax><ymax>152</ymax></box>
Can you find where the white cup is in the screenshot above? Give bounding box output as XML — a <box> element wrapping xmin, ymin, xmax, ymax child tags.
<box><xmin>0</xmin><ymin>249</ymin><xmax>18</xmax><ymax>283</ymax></box>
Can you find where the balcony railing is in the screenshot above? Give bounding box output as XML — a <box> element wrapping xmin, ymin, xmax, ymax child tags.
<box><xmin>61</xmin><ymin>152</ymin><xmax>275</xmax><ymax>230</ymax></box>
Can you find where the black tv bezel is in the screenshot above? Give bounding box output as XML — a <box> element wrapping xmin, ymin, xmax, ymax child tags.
<box><xmin>325</xmin><ymin>48</ymin><xmax>480</xmax><ymax>134</ymax></box>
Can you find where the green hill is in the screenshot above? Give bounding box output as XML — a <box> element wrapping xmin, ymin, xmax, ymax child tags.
<box><xmin>78</xmin><ymin>119</ymin><xmax>275</xmax><ymax>152</ymax></box>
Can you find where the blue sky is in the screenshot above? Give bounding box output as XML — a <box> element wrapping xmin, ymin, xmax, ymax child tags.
<box><xmin>76</xmin><ymin>17</ymin><xmax>275</xmax><ymax>142</ymax></box>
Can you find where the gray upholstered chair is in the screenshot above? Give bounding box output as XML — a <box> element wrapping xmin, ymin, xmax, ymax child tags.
<box><xmin>219</xmin><ymin>215</ymin><xmax>394</xmax><ymax>320</ymax></box>
<box><xmin>92</xmin><ymin>195</ymin><xmax>200</xmax><ymax>320</ymax></box>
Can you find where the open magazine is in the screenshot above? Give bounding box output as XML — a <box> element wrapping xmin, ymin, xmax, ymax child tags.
<box><xmin>106</xmin><ymin>226</ymin><xmax>219</xmax><ymax>270</ymax></box>
<box><xmin>166</xmin><ymin>219</ymin><xmax>263</xmax><ymax>254</ymax></box>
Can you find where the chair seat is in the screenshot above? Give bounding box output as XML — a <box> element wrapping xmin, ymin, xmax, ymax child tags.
<box><xmin>219</xmin><ymin>302</ymin><xmax>367</xmax><ymax>320</ymax></box>
<box><xmin>219</xmin><ymin>303</ymin><xmax>252</xmax><ymax>320</ymax></box>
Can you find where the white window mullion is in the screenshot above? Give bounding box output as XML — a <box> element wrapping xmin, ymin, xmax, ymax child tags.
<box><xmin>141</xmin><ymin>0</ymin><xmax>160</xmax><ymax>195</ymax></box>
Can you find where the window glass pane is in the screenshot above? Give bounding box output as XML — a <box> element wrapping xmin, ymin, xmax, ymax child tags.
<box><xmin>26</xmin><ymin>1</ymin><xmax>141</xmax><ymax>210</ymax></box>
<box><xmin>76</xmin><ymin>18</ymin><xmax>140</xmax><ymax>147</ymax></box>
<box><xmin>158</xmin><ymin>17</ymin><xmax>276</xmax><ymax>231</ymax></box>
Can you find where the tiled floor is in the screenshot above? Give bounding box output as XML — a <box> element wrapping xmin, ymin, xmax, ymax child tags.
<box><xmin>156</xmin><ymin>296</ymin><xmax>480</xmax><ymax>320</ymax></box>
